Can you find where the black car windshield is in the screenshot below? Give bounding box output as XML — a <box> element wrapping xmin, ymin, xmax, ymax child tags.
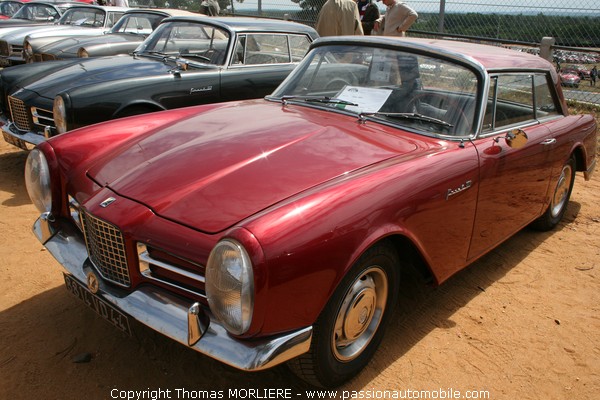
<box><xmin>271</xmin><ymin>45</ymin><xmax>480</xmax><ymax>137</ymax></box>
<box><xmin>134</xmin><ymin>21</ymin><xmax>230</xmax><ymax>66</ymax></box>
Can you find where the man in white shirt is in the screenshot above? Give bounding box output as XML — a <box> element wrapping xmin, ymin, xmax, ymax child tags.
<box><xmin>374</xmin><ymin>0</ymin><xmax>417</xmax><ymax>36</ymax></box>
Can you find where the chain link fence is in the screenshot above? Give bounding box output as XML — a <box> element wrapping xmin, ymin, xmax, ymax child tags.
<box><xmin>209</xmin><ymin>0</ymin><xmax>600</xmax><ymax>104</ymax></box>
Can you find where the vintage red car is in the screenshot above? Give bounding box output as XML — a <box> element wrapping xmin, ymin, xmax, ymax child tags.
<box><xmin>25</xmin><ymin>36</ymin><xmax>597</xmax><ymax>387</ymax></box>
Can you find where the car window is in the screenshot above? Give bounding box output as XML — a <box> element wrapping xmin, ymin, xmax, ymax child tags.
<box><xmin>106</xmin><ymin>12</ymin><xmax>124</xmax><ymax>28</ymax></box>
<box><xmin>483</xmin><ymin>73</ymin><xmax>559</xmax><ymax>132</ymax></box>
<box><xmin>113</xmin><ymin>13</ymin><xmax>163</xmax><ymax>34</ymax></box>
<box><xmin>272</xmin><ymin>45</ymin><xmax>479</xmax><ymax>137</ymax></box>
<box><xmin>232</xmin><ymin>33</ymin><xmax>312</xmax><ymax>66</ymax></box>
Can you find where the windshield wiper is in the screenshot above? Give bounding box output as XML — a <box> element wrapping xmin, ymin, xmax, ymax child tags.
<box><xmin>281</xmin><ymin>95</ymin><xmax>358</xmax><ymax>107</ymax></box>
<box><xmin>361</xmin><ymin>112</ymin><xmax>454</xmax><ymax>128</ymax></box>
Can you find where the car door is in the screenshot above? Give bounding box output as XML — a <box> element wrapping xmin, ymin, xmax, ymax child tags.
<box><xmin>220</xmin><ymin>33</ymin><xmax>312</xmax><ymax>102</ymax></box>
<box><xmin>468</xmin><ymin>73</ymin><xmax>561</xmax><ymax>260</ymax></box>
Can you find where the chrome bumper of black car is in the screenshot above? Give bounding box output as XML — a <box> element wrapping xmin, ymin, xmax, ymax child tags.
<box><xmin>2</xmin><ymin>120</ymin><xmax>44</xmax><ymax>150</ymax></box>
<box><xmin>33</xmin><ymin>216</ymin><xmax>313</xmax><ymax>371</ymax></box>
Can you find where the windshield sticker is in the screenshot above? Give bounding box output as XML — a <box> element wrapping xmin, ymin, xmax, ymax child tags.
<box><xmin>335</xmin><ymin>86</ymin><xmax>392</xmax><ymax>113</ymax></box>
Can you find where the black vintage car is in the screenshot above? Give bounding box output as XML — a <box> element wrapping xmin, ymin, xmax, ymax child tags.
<box><xmin>1</xmin><ymin>16</ymin><xmax>318</xmax><ymax>150</ymax></box>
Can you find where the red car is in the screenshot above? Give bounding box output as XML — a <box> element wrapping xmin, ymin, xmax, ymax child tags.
<box><xmin>25</xmin><ymin>37</ymin><xmax>597</xmax><ymax>387</ymax></box>
<box><xmin>560</xmin><ymin>69</ymin><xmax>581</xmax><ymax>87</ymax></box>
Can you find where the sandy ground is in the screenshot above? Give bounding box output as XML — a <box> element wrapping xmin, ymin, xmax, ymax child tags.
<box><xmin>0</xmin><ymin>135</ymin><xmax>599</xmax><ymax>400</ymax></box>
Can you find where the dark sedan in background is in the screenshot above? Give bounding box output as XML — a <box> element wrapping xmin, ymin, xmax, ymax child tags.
<box><xmin>1</xmin><ymin>16</ymin><xmax>318</xmax><ymax>150</ymax></box>
<box><xmin>26</xmin><ymin>8</ymin><xmax>199</xmax><ymax>62</ymax></box>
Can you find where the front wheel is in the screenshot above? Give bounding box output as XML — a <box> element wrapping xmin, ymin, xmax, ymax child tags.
<box><xmin>531</xmin><ymin>155</ymin><xmax>576</xmax><ymax>231</ymax></box>
<box><xmin>288</xmin><ymin>243</ymin><xmax>400</xmax><ymax>387</ymax></box>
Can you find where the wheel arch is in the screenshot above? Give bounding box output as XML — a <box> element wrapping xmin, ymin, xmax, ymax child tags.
<box><xmin>114</xmin><ymin>101</ymin><xmax>166</xmax><ymax>118</ymax></box>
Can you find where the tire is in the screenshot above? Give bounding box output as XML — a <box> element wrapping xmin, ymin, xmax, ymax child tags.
<box><xmin>288</xmin><ymin>243</ymin><xmax>400</xmax><ymax>388</ymax></box>
<box><xmin>531</xmin><ymin>155</ymin><xmax>576</xmax><ymax>231</ymax></box>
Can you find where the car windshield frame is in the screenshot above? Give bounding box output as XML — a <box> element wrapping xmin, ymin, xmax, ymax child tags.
<box><xmin>133</xmin><ymin>20</ymin><xmax>231</xmax><ymax>67</ymax></box>
<box><xmin>109</xmin><ymin>11</ymin><xmax>164</xmax><ymax>35</ymax></box>
<box><xmin>56</xmin><ymin>7</ymin><xmax>106</xmax><ymax>27</ymax></box>
<box><xmin>269</xmin><ymin>43</ymin><xmax>484</xmax><ymax>139</ymax></box>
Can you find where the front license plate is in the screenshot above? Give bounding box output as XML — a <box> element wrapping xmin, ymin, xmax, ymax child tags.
<box><xmin>63</xmin><ymin>273</ymin><xmax>132</xmax><ymax>336</ymax></box>
<box><xmin>2</xmin><ymin>130</ymin><xmax>28</xmax><ymax>150</ymax></box>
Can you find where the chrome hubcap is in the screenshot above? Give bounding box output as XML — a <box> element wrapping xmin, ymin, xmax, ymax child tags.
<box><xmin>550</xmin><ymin>163</ymin><xmax>573</xmax><ymax>218</ymax></box>
<box><xmin>332</xmin><ymin>267</ymin><xmax>388</xmax><ymax>362</ymax></box>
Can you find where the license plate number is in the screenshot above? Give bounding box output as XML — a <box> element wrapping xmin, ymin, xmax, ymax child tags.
<box><xmin>2</xmin><ymin>130</ymin><xmax>28</xmax><ymax>150</ymax></box>
<box><xmin>63</xmin><ymin>273</ymin><xmax>132</xmax><ymax>336</ymax></box>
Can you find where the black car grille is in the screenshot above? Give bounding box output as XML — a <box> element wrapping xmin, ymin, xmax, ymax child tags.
<box><xmin>8</xmin><ymin>96</ymin><xmax>31</xmax><ymax>131</ymax></box>
<box><xmin>0</xmin><ymin>41</ymin><xmax>9</xmax><ymax>56</ymax></box>
<box><xmin>81</xmin><ymin>210</ymin><xmax>131</xmax><ymax>287</ymax></box>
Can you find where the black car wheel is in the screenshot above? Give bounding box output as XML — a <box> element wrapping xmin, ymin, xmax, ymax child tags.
<box><xmin>289</xmin><ymin>242</ymin><xmax>400</xmax><ymax>387</ymax></box>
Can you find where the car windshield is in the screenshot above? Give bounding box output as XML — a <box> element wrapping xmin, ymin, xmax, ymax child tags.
<box><xmin>134</xmin><ymin>21</ymin><xmax>230</xmax><ymax>66</ymax></box>
<box><xmin>58</xmin><ymin>8</ymin><xmax>106</xmax><ymax>27</ymax></box>
<box><xmin>12</xmin><ymin>4</ymin><xmax>60</xmax><ymax>21</ymax></box>
<box><xmin>271</xmin><ymin>44</ymin><xmax>480</xmax><ymax>137</ymax></box>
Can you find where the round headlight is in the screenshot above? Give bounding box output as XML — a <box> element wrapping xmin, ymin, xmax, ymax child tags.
<box><xmin>24</xmin><ymin>41</ymin><xmax>33</xmax><ymax>59</ymax></box>
<box><xmin>206</xmin><ymin>239</ymin><xmax>254</xmax><ymax>335</ymax></box>
<box><xmin>25</xmin><ymin>149</ymin><xmax>52</xmax><ymax>214</ymax></box>
<box><xmin>77</xmin><ymin>48</ymin><xmax>89</xmax><ymax>58</ymax></box>
<box><xmin>53</xmin><ymin>95</ymin><xmax>67</xmax><ymax>134</ymax></box>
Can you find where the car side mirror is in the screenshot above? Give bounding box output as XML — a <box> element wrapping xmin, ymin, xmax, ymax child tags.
<box><xmin>495</xmin><ymin>128</ymin><xmax>528</xmax><ymax>149</ymax></box>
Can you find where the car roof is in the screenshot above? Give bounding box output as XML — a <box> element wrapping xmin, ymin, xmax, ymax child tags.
<box><xmin>124</xmin><ymin>8</ymin><xmax>199</xmax><ymax>17</ymax></box>
<box><xmin>162</xmin><ymin>16</ymin><xmax>318</xmax><ymax>36</ymax></box>
<box><xmin>311</xmin><ymin>36</ymin><xmax>554</xmax><ymax>72</ymax></box>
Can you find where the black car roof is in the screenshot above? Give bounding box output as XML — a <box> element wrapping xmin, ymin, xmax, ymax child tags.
<box><xmin>161</xmin><ymin>16</ymin><xmax>318</xmax><ymax>37</ymax></box>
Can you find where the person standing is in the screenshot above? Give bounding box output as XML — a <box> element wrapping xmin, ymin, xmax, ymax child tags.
<box><xmin>374</xmin><ymin>0</ymin><xmax>418</xmax><ymax>37</ymax></box>
<box><xmin>200</xmin><ymin>0</ymin><xmax>220</xmax><ymax>16</ymax></box>
<box><xmin>590</xmin><ymin>66</ymin><xmax>597</xmax><ymax>87</ymax></box>
<box><xmin>357</xmin><ymin>0</ymin><xmax>380</xmax><ymax>35</ymax></box>
<box><xmin>316</xmin><ymin>0</ymin><xmax>364</xmax><ymax>37</ymax></box>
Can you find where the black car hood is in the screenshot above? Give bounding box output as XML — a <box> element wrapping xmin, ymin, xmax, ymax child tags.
<box><xmin>41</xmin><ymin>33</ymin><xmax>139</xmax><ymax>55</ymax></box>
<box><xmin>14</xmin><ymin>55</ymin><xmax>193</xmax><ymax>99</ymax></box>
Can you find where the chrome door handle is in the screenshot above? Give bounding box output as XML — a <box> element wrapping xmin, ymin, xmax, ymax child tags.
<box><xmin>541</xmin><ymin>138</ymin><xmax>556</xmax><ymax>145</ymax></box>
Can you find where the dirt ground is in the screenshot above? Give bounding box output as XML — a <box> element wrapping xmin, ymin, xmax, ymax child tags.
<box><xmin>0</xmin><ymin>133</ymin><xmax>599</xmax><ymax>400</ymax></box>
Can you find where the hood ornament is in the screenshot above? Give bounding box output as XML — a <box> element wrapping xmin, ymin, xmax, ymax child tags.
<box><xmin>100</xmin><ymin>197</ymin><xmax>116</xmax><ymax>208</ymax></box>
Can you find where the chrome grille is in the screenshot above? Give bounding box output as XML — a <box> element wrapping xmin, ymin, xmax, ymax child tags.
<box><xmin>8</xmin><ymin>96</ymin><xmax>31</xmax><ymax>131</ymax></box>
<box><xmin>32</xmin><ymin>106</ymin><xmax>54</xmax><ymax>127</ymax></box>
<box><xmin>81</xmin><ymin>211</ymin><xmax>131</xmax><ymax>287</ymax></box>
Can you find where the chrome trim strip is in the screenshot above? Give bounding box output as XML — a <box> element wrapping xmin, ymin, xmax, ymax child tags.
<box><xmin>33</xmin><ymin>217</ymin><xmax>312</xmax><ymax>371</ymax></box>
<box><xmin>139</xmin><ymin>247</ymin><xmax>206</xmax><ymax>284</ymax></box>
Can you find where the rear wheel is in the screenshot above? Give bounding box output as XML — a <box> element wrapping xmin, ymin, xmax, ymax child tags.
<box><xmin>531</xmin><ymin>155</ymin><xmax>576</xmax><ymax>231</ymax></box>
<box><xmin>288</xmin><ymin>243</ymin><xmax>400</xmax><ymax>387</ymax></box>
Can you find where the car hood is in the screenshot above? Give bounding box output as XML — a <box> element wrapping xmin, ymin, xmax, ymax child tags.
<box><xmin>40</xmin><ymin>33</ymin><xmax>138</xmax><ymax>54</ymax></box>
<box><xmin>18</xmin><ymin>55</ymin><xmax>184</xmax><ymax>99</ymax></box>
<box><xmin>3</xmin><ymin>25</ymin><xmax>77</xmax><ymax>42</ymax></box>
<box><xmin>87</xmin><ymin>101</ymin><xmax>420</xmax><ymax>233</ymax></box>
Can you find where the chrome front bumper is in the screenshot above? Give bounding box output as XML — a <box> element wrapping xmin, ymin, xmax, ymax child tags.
<box><xmin>34</xmin><ymin>216</ymin><xmax>312</xmax><ymax>371</ymax></box>
<box><xmin>2</xmin><ymin>120</ymin><xmax>45</xmax><ymax>149</ymax></box>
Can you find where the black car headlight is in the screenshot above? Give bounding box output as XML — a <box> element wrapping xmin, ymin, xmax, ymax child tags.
<box><xmin>53</xmin><ymin>95</ymin><xmax>67</xmax><ymax>134</ymax></box>
<box><xmin>25</xmin><ymin>149</ymin><xmax>52</xmax><ymax>214</ymax></box>
<box><xmin>205</xmin><ymin>239</ymin><xmax>254</xmax><ymax>335</ymax></box>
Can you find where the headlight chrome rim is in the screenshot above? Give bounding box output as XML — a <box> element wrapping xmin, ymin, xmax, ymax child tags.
<box><xmin>206</xmin><ymin>239</ymin><xmax>254</xmax><ymax>335</ymax></box>
<box><xmin>25</xmin><ymin>149</ymin><xmax>52</xmax><ymax>214</ymax></box>
<box><xmin>53</xmin><ymin>95</ymin><xmax>67</xmax><ymax>134</ymax></box>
